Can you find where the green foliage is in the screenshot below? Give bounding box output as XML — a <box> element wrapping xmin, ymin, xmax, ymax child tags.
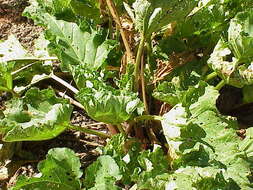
<box><xmin>208</xmin><ymin>9</ymin><xmax>253</xmax><ymax>88</ymax></box>
<box><xmin>85</xmin><ymin>134</ymin><xmax>170</xmax><ymax>190</ymax></box>
<box><xmin>124</xmin><ymin>0</ymin><xmax>198</xmax><ymax>37</ymax></box>
<box><xmin>153</xmin><ymin>71</ymin><xmax>202</xmax><ymax>106</ymax></box>
<box><xmin>43</xmin><ymin>15</ymin><xmax>116</xmax><ymax>72</ymax></box>
<box><xmin>0</xmin><ymin>88</ymin><xmax>73</xmax><ymax>142</ymax></box>
<box><xmin>84</xmin><ymin>155</ymin><xmax>122</xmax><ymax>189</ymax></box>
<box><xmin>76</xmin><ymin>73</ymin><xmax>144</xmax><ymax>125</ymax></box>
<box><xmin>161</xmin><ymin>84</ymin><xmax>253</xmax><ymax>189</ymax></box>
<box><xmin>24</xmin><ymin>0</ymin><xmax>101</xmax><ymax>23</ymax></box>
<box><xmin>0</xmin><ymin>34</ymin><xmax>52</xmax><ymax>93</ymax></box>
<box><xmin>12</xmin><ymin>148</ymin><xmax>83</xmax><ymax>190</ymax></box>
<box><xmin>3</xmin><ymin>0</ymin><xmax>253</xmax><ymax>189</ymax></box>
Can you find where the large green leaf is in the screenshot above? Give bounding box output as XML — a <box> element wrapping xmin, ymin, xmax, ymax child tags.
<box><xmin>75</xmin><ymin>73</ymin><xmax>143</xmax><ymax>125</ymax></box>
<box><xmin>0</xmin><ymin>88</ymin><xmax>73</xmax><ymax>142</ymax></box>
<box><xmin>84</xmin><ymin>155</ymin><xmax>122</xmax><ymax>190</ymax></box>
<box><xmin>43</xmin><ymin>14</ymin><xmax>116</xmax><ymax>72</ymax></box>
<box><xmin>0</xmin><ymin>35</ymin><xmax>30</xmax><ymax>63</ymax></box>
<box><xmin>44</xmin><ymin>14</ymin><xmax>89</xmax><ymax>71</ymax></box>
<box><xmin>208</xmin><ymin>10</ymin><xmax>253</xmax><ymax>88</ymax></box>
<box><xmin>124</xmin><ymin>0</ymin><xmax>198</xmax><ymax>37</ymax></box>
<box><xmin>161</xmin><ymin>85</ymin><xmax>253</xmax><ymax>189</ymax></box>
<box><xmin>228</xmin><ymin>9</ymin><xmax>253</xmax><ymax>62</ymax></box>
<box><xmin>208</xmin><ymin>39</ymin><xmax>253</xmax><ymax>88</ymax></box>
<box><xmin>12</xmin><ymin>148</ymin><xmax>82</xmax><ymax>190</ymax></box>
<box><xmin>85</xmin><ymin>134</ymin><xmax>170</xmax><ymax>190</ymax></box>
<box><xmin>23</xmin><ymin>1</ymin><xmax>116</xmax><ymax>73</ymax></box>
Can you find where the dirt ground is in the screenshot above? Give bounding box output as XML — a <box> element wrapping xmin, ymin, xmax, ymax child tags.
<box><xmin>0</xmin><ymin>0</ymin><xmax>42</xmax><ymax>51</ymax></box>
<box><xmin>0</xmin><ymin>0</ymin><xmax>107</xmax><ymax>188</ymax></box>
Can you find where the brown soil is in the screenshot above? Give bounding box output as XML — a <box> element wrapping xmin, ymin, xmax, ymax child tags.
<box><xmin>0</xmin><ymin>0</ymin><xmax>42</xmax><ymax>51</ymax></box>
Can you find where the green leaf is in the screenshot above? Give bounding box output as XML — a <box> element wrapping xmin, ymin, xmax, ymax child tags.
<box><xmin>189</xmin><ymin>85</ymin><xmax>219</xmax><ymax>118</ymax></box>
<box><xmin>0</xmin><ymin>34</ymin><xmax>53</xmax><ymax>91</ymax></box>
<box><xmin>153</xmin><ymin>72</ymin><xmax>202</xmax><ymax>106</ymax></box>
<box><xmin>115</xmin><ymin>64</ymin><xmax>135</xmax><ymax>92</ymax></box>
<box><xmin>161</xmin><ymin>85</ymin><xmax>253</xmax><ymax>189</ymax></box>
<box><xmin>102</xmin><ymin>134</ymin><xmax>142</xmax><ymax>185</ymax></box>
<box><xmin>208</xmin><ymin>10</ymin><xmax>253</xmax><ymax>88</ymax></box>
<box><xmin>22</xmin><ymin>0</ymin><xmax>48</xmax><ymax>25</ymax></box>
<box><xmin>0</xmin><ymin>88</ymin><xmax>73</xmax><ymax>142</ymax></box>
<box><xmin>242</xmin><ymin>85</ymin><xmax>253</xmax><ymax>103</ymax></box>
<box><xmin>0</xmin><ymin>35</ymin><xmax>29</xmax><ymax>62</ymax></box>
<box><xmin>76</xmin><ymin>75</ymin><xmax>143</xmax><ymax>124</ymax></box>
<box><xmin>228</xmin><ymin>10</ymin><xmax>253</xmax><ymax>62</ymax></box>
<box><xmin>70</xmin><ymin>0</ymin><xmax>101</xmax><ymax>23</ymax></box>
<box><xmin>44</xmin><ymin>14</ymin><xmax>89</xmax><ymax>70</ymax></box>
<box><xmin>125</xmin><ymin>0</ymin><xmax>198</xmax><ymax>37</ymax></box>
<box><xmin>43</xmin><ymin>15</ymin><xmax>116</xmax><ymax>72</ymax></box>
<box><xmin>166</xmin><ymin>167</ymin><xmax>241</xmax><ymax>190</ymax></box>
<box><xmin>12</xmin><ymin>148</ymin><xmax>82</xmax><ymax>190</ymax></box>
<box><xmin>134</xmin><ymin>146</ymin><xmax>170</xmax><ymax>190</ymax></box>
<box><xmin>89</xmin><ymin>134</ymin><xmax>170</xmax><ymax>189</ymax></box>
<box><xmin>239</xmin><ymin>127</ymin><xmax>253</xmax><ymax>162</ymax></box>
<box><xmin>83</xmin><ymin>32</ymin><xmax>117</xmax><ymax>70</ymax></box>
<box><xmin>84</xmin><ymin>155</ymin><xmax>122</xmax><ymax>189</ymax></box>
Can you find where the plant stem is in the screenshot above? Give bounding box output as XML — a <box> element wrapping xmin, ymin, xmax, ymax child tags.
<box><xmin>106</xmin><ymin>0</ymin><xmax>134</xmax><ymax>64</ymax></box>
<box><xmin>116</xmin><ymin>124</ymin><xmax>126</xmax><ymax>135</ymax></box>
<box><xmin>68</xmin><ymin>124</ymin><xmax>111</xmax><ymax>139</ymax></box>
<box><xmin>146</xmin><ymin>39</ymin><xmax>153</xmax><ymax>72</ymax></box>
<box><xmin>205</xmin><ymin>72</ymin><xmax>218</xmax><ymax>82</ymax></box>
<box><xmin>11</xmin><ymin>57</ymin><xmax>58</xmax><ymax>62</ymax></box>
<box><xmin>56</xmin><ymin>91</ymin><xmax>84</xmax><ymax>109</ymax></box>
<box><xmin>11</xmin><ymin>61</ymin><xmax>39</xmax><ymax>76</ymax></box>
<box><xmin>50</xmin><ymin>73</ymin><xmax>79</xmax><ymax>94</ymax></box>
<box><xmin>134</xmin><ymin>115</ymin><xmax>163</xmax><ymax>122</ymax></box>
<box><xmin>215</xmin><ymin>80</ymin><xmax>226</xmax><ymax>91</ymax></box>
<box><xmin>107</xmin><ymin>124</ymin><xmax>119</xmax><ymax>135</ymax></box>
<box><xmin>134</xmin><ymin>34</ymin><xmax>145</xmax><ymax>92</ymax></box>
<box><xmin>140</xmin><ymin>54</ymin><xmax>149</xmax><ymax>114</ymax></box>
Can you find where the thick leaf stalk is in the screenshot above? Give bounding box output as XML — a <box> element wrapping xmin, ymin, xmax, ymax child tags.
<box><xmin>68</xmin><ymin>125</ymin><xmax>111</xmax><ymax>139</ymax></box>
<box><xmin>134</xmin><ymin>34</ymin><xmax>145</xmax><ymax>92</ymax></box>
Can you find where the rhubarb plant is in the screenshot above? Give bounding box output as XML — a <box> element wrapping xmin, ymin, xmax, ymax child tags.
<box><xmin>0</xmin><ymin>0</ymin><xmax>253</xmax><ymax>189</ymax></box>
